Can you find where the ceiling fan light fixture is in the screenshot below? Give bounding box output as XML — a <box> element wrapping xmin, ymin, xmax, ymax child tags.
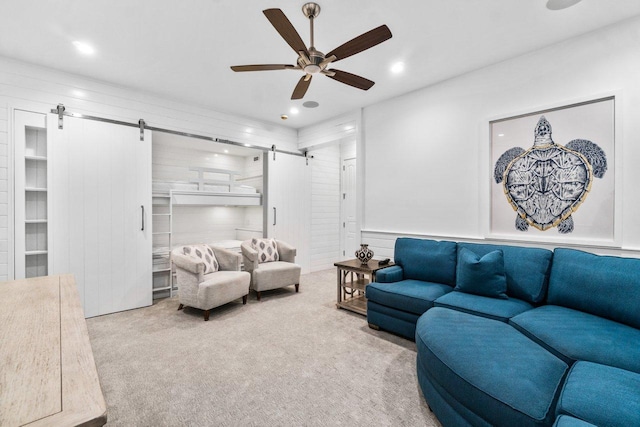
<box><xmin>391</xmin><ymin>61</ymin><xmax>405</xmax><ymax>74</ymax></box>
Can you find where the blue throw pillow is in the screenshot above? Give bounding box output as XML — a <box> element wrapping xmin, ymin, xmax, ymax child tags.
<box><xmin>455</xmin><ymin>248</ymin><xmax>508</xmax><ymax>299</ymax></box>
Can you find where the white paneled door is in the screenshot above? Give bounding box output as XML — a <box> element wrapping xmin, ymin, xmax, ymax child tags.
<box><xmin>50</xmin><ymin>115</ymin><xmax>152</xmax><ymax>317</ymax></box>
<box><xmin>267</xmin><ymin>153</ymin><xmax>311</xmax><ymax>273</ymax></box>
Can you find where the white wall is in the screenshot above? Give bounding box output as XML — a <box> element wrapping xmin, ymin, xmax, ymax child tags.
<box><xmin>362</xmin><ymin>17</ymin><xmax>640</xmax><ymax>257</ymax></box>
<box><xmin>0</xmin><ymin>56</ymin><xmax>296</xmax><ymax>281</ymax></box>
<box><xmin>309</xmin><ymin>144</ymin><xmax>340</xmax><ymax>271</ymax></box>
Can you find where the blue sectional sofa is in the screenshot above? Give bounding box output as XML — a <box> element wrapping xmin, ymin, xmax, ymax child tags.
<box><xmin>365</xmin><ymin>238</ymin><xmax>640</xmax><ymax>427</ymax></box>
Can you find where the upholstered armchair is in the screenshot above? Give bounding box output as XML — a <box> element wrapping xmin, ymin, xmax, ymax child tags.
<box><xmin>171</xmin><ymin>244</ymin><xmax>250</xmax><ymax>321</ymax></box>
<box><xmin>241</xmin><ymin>239</ymin><xmax>302</xmax><ymax>301</ymax></box>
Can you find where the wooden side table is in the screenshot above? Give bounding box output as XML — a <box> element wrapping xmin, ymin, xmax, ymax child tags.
<box><xmin>334</xmin><ymin>259</ymin><xmax>395</xmax><ymax>315</ymax></box>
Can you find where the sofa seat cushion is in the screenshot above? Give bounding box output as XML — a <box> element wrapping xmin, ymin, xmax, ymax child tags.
<box><xmin>197</xmin><ymin>271</ymin><xmax>250</xmax><ymax>309</ymax></box>
<box><xmin>553</xmin><ymin>415</ymin><xmax>596</xmax><ymax>427</ymax></box>
<box><xmin>510</xmin><ymin>305</ymin><xmax>640</xmax><ymax>374</ymax></box>
<box><xmin>434</xmin><ymin>291</ymin><xmax>533</xmax><ymax>322</ymax></box>
<box><xmin>416</xmin><ymin>308</ymin><xmax>567</xmax><ymax>427</ymax></box>
<box><xmin>252</xmin><ymin>261</ymin><xmax>301</xmax><ymax>292</ymax></box>
<box><xmin>557</xmin><ymin>361</ymin><xmax>640</xmax><ymax>427</ymax></box>
<box><xmin>366</xmin><ymin>280</ymin><xmax>453</xmax><ymax>315</ymax></box>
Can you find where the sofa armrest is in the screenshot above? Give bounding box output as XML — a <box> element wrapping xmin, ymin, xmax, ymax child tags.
<box><xmin>276</xmin><ymin>240</ymin><xmax>297</xmax><ymax>263</ymax></box>
<box><xmin>211</xmin><ymin>246</ymin><xmax>242</xmax><ymax>271</ymax></box>
<box><xmin>240</xmin><ymin>241</ymin><xmax>258</xmax><ymax>273</ymax></box>
<box><xmin>172</xmin><ymin>252</ymin><xmax>205</xmax><ymax>275</ymax></box>
<box><xmin>375</xmin><ymin>265</ymin><xmax>403</xmax><ymax>283</ymax></box>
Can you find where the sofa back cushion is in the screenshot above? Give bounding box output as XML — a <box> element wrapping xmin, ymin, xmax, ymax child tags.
<box><xmin>548</xmin><ymin>248</ymin><xmax>640</xmax><ymax>329</ymax></box>
<box><xmin>394</xmin><ymin>238</ymin><xmax>457</xmax><ymax>285</ymax></box>
<box><xmin>458</xmin><ymin>242</ymin><xmax>552</xmax><ymax>304</ymax></box>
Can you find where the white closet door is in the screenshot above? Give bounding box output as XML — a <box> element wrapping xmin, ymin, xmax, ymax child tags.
<box><xmin>50</xmin><ymin>115</ymin><xmax>152</xmax><ymax>317</ymax></box>
<box><xmin>267</xmin><ymin>153</ymin><xmax>311</xmax><ymax>273</ymax></box>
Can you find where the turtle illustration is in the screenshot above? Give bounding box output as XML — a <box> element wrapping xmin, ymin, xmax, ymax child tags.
<box><xmin>494</xmin><ymin>115</ymin><xmax>607</xmax><ymax>234</ymax></box>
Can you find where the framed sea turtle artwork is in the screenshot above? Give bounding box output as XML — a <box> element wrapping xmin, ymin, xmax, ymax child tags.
<box><xmin>489</xmin><ymin>96</ymin><xmax>619</xmax><ymax>247</ymax></box>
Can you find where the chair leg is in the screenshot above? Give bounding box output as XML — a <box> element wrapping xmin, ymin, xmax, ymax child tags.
<box><xmin>204</xmin><ymin>310</ymin><xmax>210</xmax><ymax>321</ymax></box>
<box><xmin>295</xmin><ymin>283</ymin><xmax>299</xmax><ymax>293</ymax></box>
<box><xmin>256</xmin><ymin>291</ymin><xmax>261</xmax><ymax>301</ymax></box>
<box><xmin>242</xmin><ymin>295</ymin><xmax>248</xmax><ymax>305</ymax></box>
<box><xmin>178</xmin><ymin>303</ymin><xmax>184</xmax><ymax>311</ymax></box>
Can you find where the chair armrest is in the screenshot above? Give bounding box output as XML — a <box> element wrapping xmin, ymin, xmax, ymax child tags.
<box><xmin>172</xmin><ymin>252</ymin><xmax>205</xmax><ymax>275</ymax></box>
<box><xmin>375</xmin><ymin>265</ymin><xmax>403</xmax><ymax>283</ymax></box>
<box><xmin>240</xmin><ymin>241</ymin><xmax>258</xmax><ymax>273</ymax></box>
<box><xmin>276</xmin><ymin>240</ymin><xmax>297</xmax><ymax>263</ymax></box>
<box><xmin>211</xmin><ymin>246</ymin><xmax>242</xmax><ymax>271</ymax></box>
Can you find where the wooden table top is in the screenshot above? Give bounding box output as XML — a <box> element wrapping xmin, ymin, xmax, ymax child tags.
<box><xmin>334</xmin><ymin>258</ymin><xmax>395</xmax><ymax>273</ymax></box>
<box><xmin>0</xmin><ymin>274</ymin><xmax>107</xmax><ymax>427</ymax></box>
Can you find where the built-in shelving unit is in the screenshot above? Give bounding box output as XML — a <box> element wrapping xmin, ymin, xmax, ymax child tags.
<box><xmin>152</xmin><ymin>194</ymin><xmax>173</xmax><ymax>298</ymax></box>
<box><xmin>15</xmin><ymin>111</ymin><xmax>50</xmax><ymax>279</ymax></box>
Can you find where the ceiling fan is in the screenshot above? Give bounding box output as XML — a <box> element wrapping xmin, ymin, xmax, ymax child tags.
<box><xmin>230</xmin><ymin>3</ymin><xmax>392</xmax><ymax>100</ymax></box>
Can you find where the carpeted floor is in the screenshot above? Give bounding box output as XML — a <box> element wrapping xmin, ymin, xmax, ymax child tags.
<box><xmin>87</xmin><ymin>269</ymin><xmax>440</xmax><ymax>426</ymax></box>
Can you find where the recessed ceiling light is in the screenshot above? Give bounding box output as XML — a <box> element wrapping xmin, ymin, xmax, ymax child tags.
<box><xmin>224</xmin><ymin>149</ymin><xmax>229</xmax><ymax>153</ymax></box>
<box><xmin>391</xmin><ymin>62</ymin><xmax>405</xmax><ymax>74</ymax></box>
<box><xmin>546</xmin><ymin>0</ymin><xmax>582</xmax><ymax>10</ymax></box>
<box><xmin>72</xmin><ymin>89</ymin><xmax>85</xmax><ymax>97</ymax></box>
<box><xmin>245</xmin><ymin>128</ymin><xmax>253</xmax><ymax>133</ymax></box>
<box><xmin>498</xmin><ymin>133</ymin><xmax>505</xmax><ymax>137</ymax></box>
<box><xmin>302</xmin><ymin>101</ymin><xmax>319</xmax><ymax>108</ymax></box>
<box><xmin>244</xmin><ymin>143</ymin><xmax>251</xmax><ymax>147</ymax></box>
<box><xmin>214</xmin><ymin>154</ymin><xmax>219</xmax><ymax>157</ymax></box>
<box><xmin>290</xmin><ymin>107</ymin><xmax>299</xmax><ymax>115</ymax></box>
<box><xmin>344</xmin><ymin>125</ymin><xmax>354</xmax><ymax>131</ymax></box>
<box><xmin>72</xmin><ymin>41</ymin><xmax>95</xmax><ymax>55</ymax></box>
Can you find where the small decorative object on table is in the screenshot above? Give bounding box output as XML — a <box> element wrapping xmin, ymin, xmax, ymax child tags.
<box><xmin>355</xmin><ymin>244</ymin><xmax>374</xmax><ymax>264</ymax></box>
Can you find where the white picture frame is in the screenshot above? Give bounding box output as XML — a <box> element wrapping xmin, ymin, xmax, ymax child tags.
<box><xmin>487</xmin><ymin>95</ymin><xmax>620</xmax><ymax>247</ymax></box>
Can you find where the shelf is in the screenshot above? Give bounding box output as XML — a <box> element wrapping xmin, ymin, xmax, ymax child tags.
<box><xmin>152</xmin><ymin>213</ymin><xmax>171</xmax><ymax>216</ymax></box>
<box><xmin>25</xmin><ymin>187</ymin><xmax>47</xmax><ymax>192</ymax></box>
<box><xmin>25</xmin><ymin>250</ymin><xmax>48</xmax><ymax>256</ymax></box>
<box><xmin>152</xmin><ymin>286</ymin><xmax>172</xmax><ymax>292</ymax></box>
<box><xmin>25</xmin><ymin>155</ymin><xmax>47</xmax><ymax>161</ymax></box>
<box><xmin>152</xmin><ymin>232</ymin><xmax>171</xmax><ymax>235</ymax></box>
<box><xmin>336</xmin><ymin>295</ymin><xmax>367</xmax><ymax>315</ymax></box>
<box><xmin>25</xmin><ymin>219</ymin><xmax>48</xmax><ymax>224</ymax></box>
<box><xmin>236</xmin><ymin>174</ymin><xmax>263</xmax><ymax>182</ymax></box>
<box><xmin>153</xmin><ymin>268</ymin><xmax>171</xmax><ymax>273</ymax></box>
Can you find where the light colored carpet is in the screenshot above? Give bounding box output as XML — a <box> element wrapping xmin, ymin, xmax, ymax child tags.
<box><xmin>87</xmin><ymin>269</ymin><xmax>441</xmax><ymax>426</ymax></box>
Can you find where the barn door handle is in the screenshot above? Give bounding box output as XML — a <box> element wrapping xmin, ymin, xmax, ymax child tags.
<box><xmin>273</xmin><ymin>207</ymin><xmax>277</xmax><ymax>226</ymax></box>
<box><xmin>141</xmin><ymin>205</ymin><xmax>145</xmax><ymax>231</ymax></box>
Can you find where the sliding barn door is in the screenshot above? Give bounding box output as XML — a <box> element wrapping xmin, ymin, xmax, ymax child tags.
<box><xmin>50</xmin><ymin>115</ymin><xmax>152</xmax><ymax>317</ymax></box>
<box><xmin>266</xmin><ymin>153</ymin><xmax>311</xmax><ymax>273</ymax></box>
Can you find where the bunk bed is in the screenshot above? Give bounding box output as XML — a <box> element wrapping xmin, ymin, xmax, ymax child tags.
<box><xmin>152</xmin><ymin>167</ymin><xmax>263</xmax><ymax>297</ymax></box>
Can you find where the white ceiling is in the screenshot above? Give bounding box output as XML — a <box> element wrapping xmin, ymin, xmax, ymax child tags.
<box><xmin>1</xmin><ymin>1</ymin><xmax>639</xmax><ymax>129</ymax></box>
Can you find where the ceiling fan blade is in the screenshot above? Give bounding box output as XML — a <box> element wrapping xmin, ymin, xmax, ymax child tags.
<box><xmin>326</xmin><ymin>69</ymin><xmax>375</xmax><ymax>91</ymax></box>
<box><xmin>292</xmin><ymin>75</ymin><xmax>312</xmax><ymax>99</ymax></box>
<box><xmin>326</xmin><ymin>25</ymin><xmax>392</xmax><ymax>62</ymax></box>
<box><xmin>263</xmin><ymin>9</ymin><xmax>309</xmax><ymax>56</ymax></box>
<box><xmin>231</xmin><ymin>64</ymin><xmax>297</xmax><ymax>72</ymax></box>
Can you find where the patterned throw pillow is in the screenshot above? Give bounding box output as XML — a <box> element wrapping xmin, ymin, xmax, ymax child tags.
<box><xmin>251</xmin><ymin>238</ymin><xmax>280</xmax><ymax>263</ymax></box>
<box><xmin>183</xmin><ymin>244</ymin><xmax>219</xmax><ymax>274</ymax></box>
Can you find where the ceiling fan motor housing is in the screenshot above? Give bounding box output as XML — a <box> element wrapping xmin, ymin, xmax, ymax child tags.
<box><xmin>301</xmin><ymin>48</ymin><xmax>325</xmax><ymax>74</ymax></box>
